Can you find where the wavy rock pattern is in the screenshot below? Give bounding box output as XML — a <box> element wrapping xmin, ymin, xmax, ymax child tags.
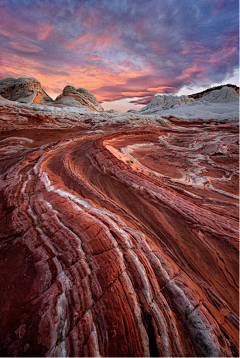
<box><xmin>0</xmin><ymin>115</ymin><xmax>238</xmax><ymax>357</ymax></box>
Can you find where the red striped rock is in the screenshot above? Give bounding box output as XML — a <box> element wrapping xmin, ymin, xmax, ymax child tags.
<box><xmin>0</xmin><ymin>108</ymin><xmax>238</xmax><ymax>356</ymax></box>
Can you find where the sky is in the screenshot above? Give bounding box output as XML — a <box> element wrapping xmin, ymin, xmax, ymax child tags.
<box><xmin>0</xmin><ymin>0</ymin><xmax>239</xmax><ymax>112</ymax></box>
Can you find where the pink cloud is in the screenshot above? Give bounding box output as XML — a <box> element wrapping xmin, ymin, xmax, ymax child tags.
<box><xmin>177</xmin><ymin>66</ymin><xmax>204</xmax><ymax>81</ymax></box>
<box><xmin>37</xmin><ymin>23</ymin><xmax>53</xmax><ymax>41</ymax></box>
<box><xmin>9</xmin><ymin>39</ymin><xmax>43</xmax><ymax>53</ymax></box>
<box><xmin>147</xmin><ymin>86</ymin><xmax>178</xmax><ymax>93</ymax></box>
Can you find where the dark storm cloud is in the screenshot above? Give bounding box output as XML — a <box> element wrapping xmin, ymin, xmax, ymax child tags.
<box><xmin>0</xmin><ymin>0</ymin><xmax>238</xmax><ymax>104</ymax></box>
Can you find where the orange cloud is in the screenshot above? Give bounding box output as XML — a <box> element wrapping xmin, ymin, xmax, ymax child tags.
<box><xmin>121</xmin><ymin>91</ymin><xmax>152</xmax><ymax>96</ymax></box>
<box><xmin>0</xmin><ymin>49</ymin><xmax>151</xmax><ymax>103</ymax></box>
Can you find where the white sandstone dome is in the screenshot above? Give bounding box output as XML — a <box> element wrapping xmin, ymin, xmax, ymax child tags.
<box><xmin>139</xmin><ymin>94</ymin><xmax>198</xmax><ymax>113</ymax></box>
<box><xmin>198</xmin><ymin>86</ymin><xmax>239</xmax><ymax>103</ymax></box>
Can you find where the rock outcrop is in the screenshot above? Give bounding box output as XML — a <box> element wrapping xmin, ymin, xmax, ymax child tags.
<box><xmin>0</xmin><ymin>77</ymin><xmax>53</xmax><ymax>104</ymax></box>
<box><xmin>139</xmin><ymin>94</ymin><xmax>197</xmax><ymax>113</ymax></box>
<box><xmin>0</xmin><ymin>78</ymin><xmax>104</xmax><ymax>112</ymax></box>
<box><xmin>189</xmin><ymin>84</ymin><xmax>239</xmax><ymax>100</ymax></box>
<box><xmin>55</xmin><ymin>85</ymin><xmax>104</xmax><ymax>111</ymax></box>
<box><xmin>137</xmin><ymin>84</ymin><xmax>239</xmax><ymax>118</ymax></box>
<box><xmin>127</xmin><ymin>109</ymin><xmax>137</xmax><ymax>113</ymax></box>
<box><xmin>195</xmin><ymin>85</ymin><xmax>239</xmax><ymax>103</ymax></box>
<box><xmin>0</xmin><ymin>94</ymin><xmax>13</xmax><ymax>104</ymax></box>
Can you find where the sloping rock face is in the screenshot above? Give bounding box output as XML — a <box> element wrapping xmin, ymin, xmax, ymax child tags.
<box><xmin>0</xmin><ymin>94</ymin><xmax>13</xmax><ymax>104</ymax></box>
<box><xmin>55</xmin><ymin>85</ymin><xmax>104</xmax><ymax>111</ymax></box>
<box><xmin>0</xmin><ymin>77</ymin><xmax>53</xmax><ymax>104</ymax></box>
<box><xmin>0</xmin><ymin>104</ymin><xmax>239</xmax><ymax>357</ymax></box>
<box><xmin>196</xmin><ymin>86</ymin><xmax>239</xmax><ymax>103</ymax></box>
<box><xmin>139</xmin><ymin>94</ymin><xmax>197</xmax><ymax>113</ymax></box>
<box><xmin>127</xmin><ymin>109</ymin><xmax>137</xmax><ymax>113</ymax></box>
<box><xmin>189</xmin><ymin>84</ymin><xmax>239</xmax><ymax>99</ymax></box>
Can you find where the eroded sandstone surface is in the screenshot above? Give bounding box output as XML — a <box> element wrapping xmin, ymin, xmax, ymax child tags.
<box><xmin>0</xmin><ymin>102</ymin><xmax>239</xmax><ymax>357</ymax></box>
<box><xmin>55</xmin><ymin>86</ymin><xmax>104</xmax><ymax>112</ymax></box>
<box><xmin>189</xmin><ymin>84</ymin><xmax>239</xmax><ymax>100</ymax></box>
<box><xmin>139</xmin><ymin>86</ymin><xmax>239</xmax><ymax>119</ymax></box>
<box><xmin>0</xmin><ymin>78</ymin><xmax>104</xmax><ymax>112</ymax></box>
<box><xmin>0</xmin><ymin>78</ymin><xmax>53</xmax><ymax>104</ymax></box>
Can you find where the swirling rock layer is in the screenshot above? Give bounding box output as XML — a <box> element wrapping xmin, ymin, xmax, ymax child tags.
<box><xmin>0</xmin><ymin>115</ymin><xmax>238</xmax><ymax>357</ymax></box>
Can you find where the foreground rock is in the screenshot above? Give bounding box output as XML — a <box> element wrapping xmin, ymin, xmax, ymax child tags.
<box><xmin>0</xmin><ymin>77</ymin><xmax>53</xmax><ymax>104</ymax></box>
<box><xmin>0</xmin><ymin>102</ymin><xmax>238</xmax><ymax>356</ymax></box>
<box><xmin>55</xmin><ymin>85</ymin><xmax>104</xmax><ymax>111</ymax></box>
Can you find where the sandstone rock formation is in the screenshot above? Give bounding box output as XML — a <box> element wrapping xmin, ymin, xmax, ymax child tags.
<box><xmin>0</xmin><ymin>100</ymin><xmax>238</xmax><ymax>357</ymax></box>
<box><xmin>137</xmin><ymin>85</ymin><xmax>239</xmax><ymax>119</ymax></box>
<box><xmin>0</xmin><ymin>94</ymin><xmax>13</xmax><ymax>104</ymax></box>
<box><xmin>139</xmin><ymin>94</ymin><xmax>197</xmax><ymax>113</ymax></box>
<box><xmin>0</xmin><ymin>77</ymin><xmax>53</xmax><ymax>104</ymax></box>
<box><xmin>196</xmin><ymin>85</ymin><xmax>239</xmax><ymax>103</ymax></box>
<box><xmin>0</xmin><ymin>78</ymin><xmax>103</xmax><ymax>112</ymax></box>
<box><xmin>55</xmin><ymin>85</ymin><xmax>104</xmax><ymax>111</ymax></box>
<box><xmin>189</xmin><ymin>84</ymin><xmax>239</xmax><ymax>100</ymax></box>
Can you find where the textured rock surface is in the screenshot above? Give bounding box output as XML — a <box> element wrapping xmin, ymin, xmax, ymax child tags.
<box><xmin>140</xmin><ymin>94</ymin><xmax>197</xmax><ymax>113</ymax></box>
<box><xmin>127</xmin><ymin>109</ymin><xmax>137</xmax><ymax>113</ymax></box>
<box><xmin>55</xmin><ymin>85</ymin><xmax>104</xmax><ymax>112</ymax></box>
<box><xmin>0</xmin><ymin>77</ymin><xmax>53</xmax><ymax>104</ymax></box>
<box><xmin>198</xmin><ymin>86</ymin><xmax>239</xmax><ymax>103</ymax></box>
<box><xmin>0</xmin><ymin>103</ymin><xmax>239</xmax><ymax>357</ymax></box>
<box><xmin>189</xmin><ymin>84</ymin><xmax>239</xmax><ymax>99</ymax></box>
<box><xmin>137</xmin><ymin>91</ymin><xmax>239</xmax><ymax>121</ymax></box>
<box><xmin>139</xmin><ymin>85</ymin><xmax>239</xmax><ymax>117</ymax></box>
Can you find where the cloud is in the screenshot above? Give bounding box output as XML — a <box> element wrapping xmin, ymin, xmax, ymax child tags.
<box><xmin>9</xmin><ymin>39</ymin><xmax>43</xmax><ymax>53</ymax></box>
<box><xmin>130</xmin><ymin>96</ymin><xmax>155</xmax><ymax>105</ymax></box>
<box><xmin>0</xmin><ymin>0</ymin><xmax>238</xmax><ymax>109</ymax></box>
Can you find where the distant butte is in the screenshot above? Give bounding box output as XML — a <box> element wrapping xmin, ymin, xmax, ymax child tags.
<box><xmin>0</xmin><ymin>78</ymin><xmax>239</xmax><ymax>357</ymax></box>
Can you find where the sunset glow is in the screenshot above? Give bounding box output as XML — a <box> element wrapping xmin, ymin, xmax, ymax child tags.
<box><xmin>0</xmin><ymin>0</ymin><xmax>239</xmax><ymax>111</ymax></box>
